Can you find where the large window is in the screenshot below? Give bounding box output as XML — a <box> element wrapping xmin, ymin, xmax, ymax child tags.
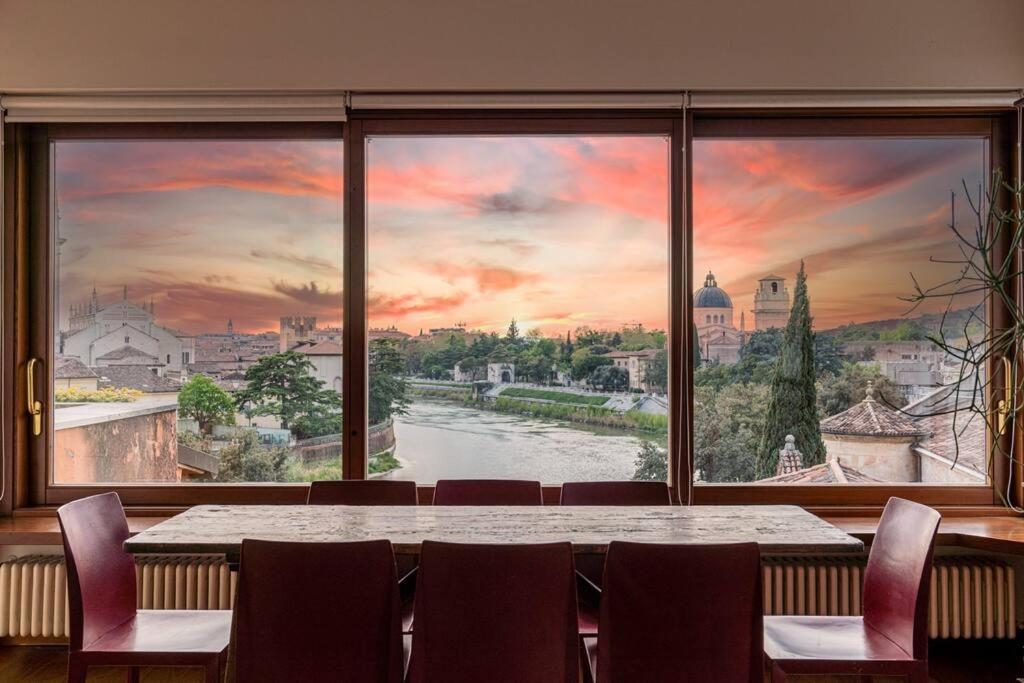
<box><xmin>365</xmin><ymin>133</ymin><xmax>671</xmax><ymax>483</ymax></box>
<box><xmin>11</xmin><ymin>113</ymin><xmax>1013</xmax><ymax>507</ymax></box>
<box><xmin>51</xmin><ymin>137</ymin><xmax>344</xmax><ymax>485</ymax></box>
<box><xmin>692</xmin><ymin>134</ymin><xmax>989</xmax><ymax>487</ymax></box>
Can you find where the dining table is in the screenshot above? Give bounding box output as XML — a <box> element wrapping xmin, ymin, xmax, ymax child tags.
<box><xmin>124</xmin><ymin>503</ymin><xmax>864</xmax><ymax>565</ymax></box>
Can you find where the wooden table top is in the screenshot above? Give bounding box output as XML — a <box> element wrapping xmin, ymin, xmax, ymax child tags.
<box><xmin>123</xmin><ymin>504</ymin><xmax>863</xmax><ymax>559</ymax></box>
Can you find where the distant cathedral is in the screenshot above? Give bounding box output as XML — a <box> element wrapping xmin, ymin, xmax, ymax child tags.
<box><xmin>693</xmin><ymin>270</ymin><xmax>792</xmax><ymax>365</ymax></box>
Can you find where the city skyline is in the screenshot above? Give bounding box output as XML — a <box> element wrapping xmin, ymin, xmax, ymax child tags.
<box><xmin>57</xmin><ymin>135</ymin><xmax>986</xmax><ymax>336</ymax></box>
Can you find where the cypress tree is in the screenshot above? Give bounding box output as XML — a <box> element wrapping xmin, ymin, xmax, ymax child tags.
<box><xmin>756</xmin><ymin>261</ymin><xmax>825</xmax><ymax>478</ymax></box>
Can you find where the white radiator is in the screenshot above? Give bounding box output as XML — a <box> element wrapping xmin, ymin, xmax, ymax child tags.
<box><xmin>763</xmin><ymin>556</ymin><xmax>1017</xmax><ymax>639</ymax></box>
<box><xmin>0</xmin><ymin>555</ymin><xmax>234</xmax><ymax>639</ymax></box>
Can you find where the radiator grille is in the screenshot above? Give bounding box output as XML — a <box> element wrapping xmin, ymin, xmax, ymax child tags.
<box><xmin>0</xmin><ymin>555</ymin><xmax>234</xmax><ymax>639</ymax></box>
<box><xmin>763</xmin><ymin>556</ymin><xmax>1017</xmax><ymax>639</ymax></box>
<box><xmin>2</xmin><ymin>554</ymin><xmax>1017</xmax><ymax>640</ymax></box>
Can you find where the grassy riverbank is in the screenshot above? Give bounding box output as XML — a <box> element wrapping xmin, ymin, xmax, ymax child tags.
<box><xmin>490</xmin><ymin>396</ymin><xmax>667</xmax><ymax>434</ymax></box>
<box><xmin>500</xmin><ymin>387</ymin><xmax>610</xmax><ymax>406</ymax></box>
<box><xmin>285</xmin><ymin>450</ymin><xmax>400</xmax><ymax>481</ymax></box>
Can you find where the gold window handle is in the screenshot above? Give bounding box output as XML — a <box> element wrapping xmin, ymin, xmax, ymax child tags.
<box><xmin>26</xmin><ymin>358</ymin><xmax>42</xmax><ymax>436</ymax></box>
<box><xmin>998</xmin><ymin>356</ymin><xmax>1013</xmax><ymax>437</ymax></box>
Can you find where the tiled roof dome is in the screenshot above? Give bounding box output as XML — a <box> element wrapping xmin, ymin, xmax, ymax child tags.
<box><xmin>820</xmin><ymin>381</ymin><xmax>927</xmax><ymax>438</ymax></box>
<box><xmin>693</xmin><ymin>271</ymin><xmax>733</xmax><ymax>309</ymax></box>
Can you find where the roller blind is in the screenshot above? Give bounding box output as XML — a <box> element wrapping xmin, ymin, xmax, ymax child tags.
<box><xmin>350</xmin><ymin>92</ymin><xmax>686</xmax><ymax>109</ymax></box>
<box><xmin>351</xmin><ymin>90</ymin><xmax>1022</xmax><ymax>111</ymax></box>
<box><xmin>0</xmin><ymin>93</ymin><xmax>348</xmax><ymax>122</ymax></box>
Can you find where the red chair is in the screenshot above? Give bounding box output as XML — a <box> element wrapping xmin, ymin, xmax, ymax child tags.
<box><xmin>234</xmin><ymin>539</ymin><xmax>404</xmax><ymax>683</ymax></box>
<box><xmin>431</xmin><ymin>479</ymin><xmax>543</xmax><ymax>505</ymax></box>
<box><xmin>407</xmin><ymin>541</ymin><xmax>579</xmax><ymax>683</ymax></box>
<box><xmin>559</xmin><ymin>481</ymin><xmax>671</xmax><ymax>506</ymax></box>
<box><xmin>763</xmin><ymin>497</ymin><xmax>941</xmax><ymax>682</ymax></box>
<box><xmin>582</xmin><ymin>541</ymin><xmax>763</xmax><ymax>683</ymax></box>
<box><xmin>307</xmin><ymin>479</ymin><xmax>419</xmax><ymax>505</ymax></box>
<box><xmin>560</xmin><ymin>481</ymin><xmax>673</xmax><ymax>637</ymax></box>
<box><xmin>57</xmin><ymin>492</ymin><xmax>230</xmax><ymax>683</ymax></box>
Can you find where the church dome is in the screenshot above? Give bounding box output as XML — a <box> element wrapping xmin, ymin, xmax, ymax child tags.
<box><xmin>693</xmin><ymin>272</ymin><xmax>733</xmax><ymax>309</ymax></box>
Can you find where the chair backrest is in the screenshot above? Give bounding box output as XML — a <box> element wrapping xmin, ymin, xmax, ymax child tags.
<box><xmin>234</xmin><ymin>539</ymin><xmax>403</xmax><ymax>683</ymax></box>
<box><xmin>598</xmin><ymin>541</ymin><xmax>763</xmax><ymax>683</ymax></box>
<box><xmin>559</xmin><ymin>481</ymin><xmax>671</xmax><ymax>506</ymax></box>
<box><xmin>307</xmin><ymin>479</ymin><xmax>419</xmax><ymax>505</ymax></box>
<box><xmin>431</xmin><ymin>479</ymin><xmax>542</xmax><ymax>505</ymax></box>
<box><xmin>863</xmin><ymin>497</ymin><xmax>941</xmax><ymax>660</ymax></box>
<box><xmin>408</xmin><ymin>541</ymin><xmax>578</xmax><ymax>683</ymax></box>
<box><xmin>56</xmin><ymin>492</ymin><xmax>137</xmax><ymax>651</ymax></box>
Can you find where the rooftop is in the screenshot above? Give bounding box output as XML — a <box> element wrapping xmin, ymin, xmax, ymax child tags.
<box><xmin>819</xmin><ymin>382</ymin><xmax>927</xmax><ymax>438</ymax></box>
<box><xmin>96</xmin><ymin>366</ymin><xmax>182</xmax><ymax>393</ymax></box>
<box><xmin>54</xmin><ymin>356</ymin><xmax>97</xmax><ymax>380</ymax></box>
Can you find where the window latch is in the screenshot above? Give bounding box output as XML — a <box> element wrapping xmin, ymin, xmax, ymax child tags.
<box><xmin>26</xmin><ymin>358</ymin><xmax>42</xmax><ymax>437</ymax></box>
<box><xmin>998</xmin><ymin>356</ymin><xmax>1013</xmax><ymax>437</ymax></box>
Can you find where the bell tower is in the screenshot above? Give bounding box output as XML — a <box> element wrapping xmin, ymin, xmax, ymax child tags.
<box><xmin>753</xmin><ymin>275</ymin><xmax>790</xmax><ymax>331</ymax></box>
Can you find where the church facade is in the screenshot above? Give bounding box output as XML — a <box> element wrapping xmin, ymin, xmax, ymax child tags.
<box><xmin>62</xmin><ymin>288</ymin><xmax>194</xmax><ymax>376</ymax></box>
<box><xmin>693</xmin><ymin>271</ymin><xmax>792</xmax><ymax>365</ymax></box>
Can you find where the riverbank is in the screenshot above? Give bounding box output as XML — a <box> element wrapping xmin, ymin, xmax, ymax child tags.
<box><xmin>488</xmin><ymin>396</ymin><xmax>668</xmax><ymax>433</ymax></box>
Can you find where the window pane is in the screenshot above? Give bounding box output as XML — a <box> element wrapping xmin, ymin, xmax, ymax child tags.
<box><xmin>367</xmin><ymin>135</ymin><xmax>670</xmax><ymax>482</ymax></box>
<box><xmin>53</xmin><ymin>139</ymin><xmax>343</xmax><ymax>484</ymax></box>
<box><xmin>692</xmin><ymin>137</ymin><xmax>988</xmax><ymax>485</ymax></box>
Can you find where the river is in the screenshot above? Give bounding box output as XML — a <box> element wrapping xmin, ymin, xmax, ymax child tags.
<box><xmin>382</xmin><ymin>398</ymin><xmax>661</xmax><ymax>483</ymax></box>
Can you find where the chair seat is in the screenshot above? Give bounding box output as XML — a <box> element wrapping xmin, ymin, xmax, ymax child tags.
<box><xmin>577</xmin><ymin>603</ymin><xmax>598</xmax><ymax>637</ymax></box>
<box><xmin>764</xmin><ymin>615</ymin><xmax>918</xmax><ymax>674</ymax></box>
<box><xmin>84</xmin><ymin>610</ymin><xmax>232</xmax><ymax>659</ymax></box>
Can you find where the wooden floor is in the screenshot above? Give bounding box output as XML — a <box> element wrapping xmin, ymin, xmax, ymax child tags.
<box><xmin>0</xmin><ymin>641</ymin><xmax>1019</xmax><ymax>682</ymax></box>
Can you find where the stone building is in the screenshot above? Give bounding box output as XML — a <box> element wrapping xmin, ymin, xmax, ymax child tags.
<box><xmin>294</xmin><ymin>340</ymin><xmax>343</xmax><ymax>393</ymax></box>
<box><xmin>603</xmin><ymin>349</ymin><xmax>659</xmax><ymax>391</ymax></box>
<box><xmin>62</xmin><ymin>288</ymin><xmax>194</xmax><ymax>375</ymax></box>
<box><xmin>819</xmin><ymin>381</ymin><xmax>928</xmax><ymax>482</ymax></box>
<box><xmin>279</xmin><ymin>315</ymin><xmax>318</xmax><ymax>352</ymax></box>
<box><xmin>693</xmin><ymin>271</ymin><xmax>742</xmax><ymax>364</ymax></box>
<box><xmin>488</xmin><ymin>362</ymin><xmax>515</xmax><ymax>384</ymax></box>
<box><xmin>753</xmin><ymin>275</ymin><xmax>790</xmax><ymax>331</ymax></box>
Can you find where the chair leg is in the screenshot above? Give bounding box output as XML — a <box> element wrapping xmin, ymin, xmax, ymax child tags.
<box><xmin>67</xmin><ymin>655</ymin><xmax>87</xmax><ymax>683</ymax></box>
<box><xmin>908</xmin><ymin>666</ymin><xmax>929</xmax><ymax>683</ymax></box>
<box><xmin>126</xmin><ymin>666</ymin><xmax>140</xmax><ymax>683</ymax></box>
<box><xmin>205</xmin><ymin>655</ymin><xmax>223</xmax><ymax>683</ymax></box>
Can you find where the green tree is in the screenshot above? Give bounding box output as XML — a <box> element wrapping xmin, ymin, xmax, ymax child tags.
<box><xmin>590</xmin><ymin>365</ymin><xmax>629</xmax><ymax>392</ymax></box>
<box><xmin>816</xmin><ymin>363</ymin><xmax>907</xmax><ymax>417</ymax></box>
<box><xmin>645</xmin><ymin>349</ymin><xmax>669</xmax><ymax>393</ymax></box>
<box><xmin>178</xmin><ymin>374</ymin><xmax>235</xmax><ymax>435</ymax></box>
<box><xmin>632</xmin><ymin>441</ymin><xmax>668</xmax><ymax>481</ymax></box>
<box><xmin>694</xmin><ymin>383</ymin><xmax>768</xmax><ymax>482</ymax></box>
<box><xmin>217</xmin><ymin>430</ymin><xmax>289</xmax><ymax>482</ymax></box>
<box><xmin>369</xmin><ymin>338</ymin><xmax>411</xmax><ymax>424</ymax></box>
<box><xmin>757</xmin><ymin>262</ymin><xmax>825</xmax><ymax>478</ymax></box>
<box><xmin>571</xmin><ymin>348</ymin><xmax>613</xmax><ymax>381</ymax></box>
<box><xmin>234</xmin><ymin>351</ymin><xmax>341</xmax><ymax>430</ymax></box>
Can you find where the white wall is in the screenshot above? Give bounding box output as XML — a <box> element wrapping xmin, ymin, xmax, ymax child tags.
<box><xmin>2</xmin><ymin>1</ymin><xmax>1022</xmax><ymax>92</ymax></box>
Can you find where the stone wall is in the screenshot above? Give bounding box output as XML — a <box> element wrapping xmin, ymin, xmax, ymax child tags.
<box><xmin>822</xmin><ymin>433</ymin><xmax>918</xmax><ymax>482</ymax></box>
<box><xmin>54</xmin><ymin>402</ymin><xmax>179</xmax><ymax>483</ymax></box>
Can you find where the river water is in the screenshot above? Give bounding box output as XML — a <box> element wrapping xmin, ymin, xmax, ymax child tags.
<box><xmin>382</xmin><ymin>398</ymin><xmax>660</xmax><ymax>483</ymax></box>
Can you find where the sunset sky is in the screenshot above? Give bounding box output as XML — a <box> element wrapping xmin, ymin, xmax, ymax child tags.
<box><xmin>56</xmin><ymin>134</ymin><xmax>985</xmax><ymax>337</ymax></box>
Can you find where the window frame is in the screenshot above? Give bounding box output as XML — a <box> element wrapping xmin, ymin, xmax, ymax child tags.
<box><xmin>23</xmin><ymin>122</ymin><xmax>345</xmax><ymax>506</ymax></box>
<box><xmin>688</xmin><ymin>112</ymin><xmax>1015</xmax><ymax>508</ymax></box>
<box><xmin>3</xmin><ymin>109</ymin><xmax>1017</xmax><ymax>510</ymax></box>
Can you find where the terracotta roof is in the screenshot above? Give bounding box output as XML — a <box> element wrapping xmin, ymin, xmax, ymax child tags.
<box><xmin>95</xmin><ymin>366</ymin><xmax>182</xmax><ymax>393</ymax></box>
<box><xmin>819</xmin><ymin>382</ymin><xmax>926</xmax><ymax>438</ymax></box>
<box><xmin>54</xmin><ymin>356</ymin><xmax>97</xmax><ymax>379</ymax></box>
<box><xmin>906</xmin><ymin>383</ymin><xmax>987</xmax><ymax>476</ymax></box>
<box><xmin>759</xmin><ymin>459</ymin><xmax>882</xmax><ymax>484</ymax></box>
<box><xmin>94</xmin><ymin>345</ymin><xmax>160</xmax><ymax>363</ymax></box>
<box><xmin>295</xmin><ymin>341</ymin><xmax>343</xmax><ymax>356</ymax></box>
